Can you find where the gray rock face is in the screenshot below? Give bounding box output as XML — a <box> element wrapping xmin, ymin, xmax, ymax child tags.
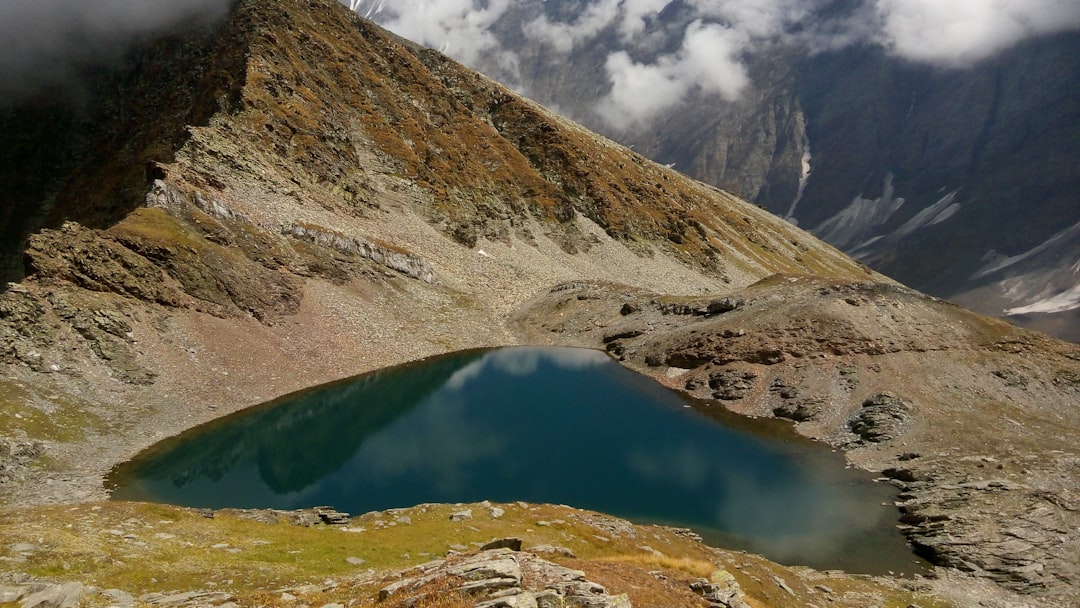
<box><xmin>772</xmin><ymin>398</ymin><xmax>823</xmax><ymax>422</ymax></box>
<box><xmin>0</xmin><ymin>586</ymin><xmax>29</xmax><ymax>604</ymax></box>
<box><xmin>707</xmin><ymin>369</ymin><xmax>757</xmax><ymax>401</ymax></box>
<box><xmin>848</xmin><ymin>393</ymin><xmax>912</xmax><ymax>443</ymax></box>
<box><xmin>689</xmin><ymin>575</ymin><xmax>750</xmax><ymax>608</ymax></box>
<box><xmin>481</xmin><ymin>538</ymin><xmax>523</xmax><ymax>552</ymax></box>
<box><xmin>476</xmin><ymin>591</ymin><xmax>538</xmax><ymax>608</ymax></box>
<box><xmin>99</xmin><ymin>589</ymin><xmax>134</xmax><ymax>608</ymax></box>
<box><xmin>449</xmin><ymin>509</ymin><xmax>474</xmax><ymax>522</ymax></box>
<box><xmin>377</xmin><ymin>547</ymin><xmax>630</xmax><ymax>607</ymax></box>
<box><xmin>312</xmin><ymin>507</ymin><xmax>350</xmax><ymax>526</ymax></box>
<box><xmin>0</xmin><ymin>439</ymin><xmax>45</xmax><ymax>487</ymax></box>
<box><xmin>137</xmin><ymin>590</ymin><xmax>232</xmax><ymax>607</ymax></box>
<box><xmin>20</xmin><ymin>582</ymin><xmax>84</xmax><ymax>608</ymax></box>
<box><xmin>224</xmin><ymin>506</ymin><xmax>349</xmax><ymax>527</ymax></box>
<box><xmin>705</xmin><ymin>297</ymin><xmax>744</xmax><ymax>316</ymax></box>
<box><xmin>527</xmin><ymin>544</ymin><xmax>576</xmax><ymax>559</ymax></box>
<box><xmin>284</xmin><ymin>223</ymin><xmax>437</xmax><ymax>285</ymax></box>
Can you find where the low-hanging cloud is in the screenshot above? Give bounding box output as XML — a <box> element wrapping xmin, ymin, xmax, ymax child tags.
<box><xmin>0</xmin><ymin>0</ymin><xmax>233</xmax><ymax>103</ymax></box>
<box><xmin>358</xmin><ymin>0</ymin><xmax>519</xmax><ymax>76</ymax></box>
<box><xmin>592</xmin><ymin>0</ymin><xmax>823</xmax><ymax>131</ymax></box>
<box><xmin>523</xmin><ymin>0</ymin><xmax>674</xmax><ymax>52</ymax></box>
<box><xmin>597</xmin><ymin>20</ymin><xmax>749</xmax><ymax>131</ymax></box>
<box><xmin>875</xmin><ymin>0</ymin><xmax>1080</xmax><ymax>66</ymax></box>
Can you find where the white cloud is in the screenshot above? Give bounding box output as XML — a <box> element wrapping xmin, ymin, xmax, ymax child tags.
<box><xmin>597</xmin><ymin>19</ymin><xmax>749</xmax><ymax>131</ymax></box>
<box><xmin>617</xmin><ymin>0</ymin><xmax>675</xmax><ymax>39</ymax></box>
<box><xmin>522</xmin><ymin>0</ymin><xmax>676</xmax><ymax>51</ymax></box>
<box><xmin>588</xmin><ymin>0</ymin><xmax>828</xmax><ymax>131</ymax></box>
<box><xmin>685</xmin><ymin>0</ymin><xmax>823</xmax><ymax>38</ymax></box>
<box><xmin>874</xmin><ymin>0</ymin><xmax>1080</xmax><ymax>66</ymax></box>
<box><xmin>523</xmin><ymin>0</ymin><xmax>622</xmax><ymax>53</ymax></box>
<box><xmin>369</xmin><ymin>0</ymin><xmax>517</xmax><ymax>68</ymax></box>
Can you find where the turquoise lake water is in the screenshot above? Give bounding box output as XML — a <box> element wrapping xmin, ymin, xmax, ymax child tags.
<box><xmin>108</xmin><ymin>346</ymin><xmax>925</xmax><ymax>575</ymax></box>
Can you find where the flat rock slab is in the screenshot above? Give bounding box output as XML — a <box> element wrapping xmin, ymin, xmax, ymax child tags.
<box><xmin>21</xmin><ymin>582</ymin><xmax>84</xmax><ymax>608</ymax></box>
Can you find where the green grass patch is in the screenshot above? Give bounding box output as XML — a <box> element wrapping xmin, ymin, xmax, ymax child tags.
<box><xmin>0</xmin><ymin>380</ymin><xmax>105</xmax><ymax>443</ymax></box>
<box><xmin>0</xmin><ymin>500</ymin><xmax>952</xmax><ymax>608</ymax></box>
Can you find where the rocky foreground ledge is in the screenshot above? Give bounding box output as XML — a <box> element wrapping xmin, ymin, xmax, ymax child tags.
<box><xmin>0</xmin><ymin>501</ymin><xmax>952</xmax><ymax>608</ymax></box>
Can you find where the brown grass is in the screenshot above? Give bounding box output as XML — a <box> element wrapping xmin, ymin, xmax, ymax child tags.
<box><xmin>0</xmin><ymin>500</ymin><xmax>953</xmax><ymax>608</ymax></box>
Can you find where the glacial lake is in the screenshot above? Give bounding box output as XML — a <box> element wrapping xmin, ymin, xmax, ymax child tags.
<box><xmin>108</xmin><ymin>346</ymin><xmax>925</xmax><ymax>575</ymax></box>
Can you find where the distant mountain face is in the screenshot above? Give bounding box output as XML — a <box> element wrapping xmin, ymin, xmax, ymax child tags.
<box><xmin>371</xmin><ymin>0</ymin><xmax>1080</xmax><ymax>341</ymax></box>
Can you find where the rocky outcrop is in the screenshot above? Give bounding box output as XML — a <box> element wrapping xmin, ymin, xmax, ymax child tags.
<box><xmin>847</xmin><ymin>393</ymin><xmax>912</xmax><ymax>444</ymax></box>
<box><xmin>24</xmin><ymin>223</ymin><xmax>183</xmax><ymax>308</ymax></box>
<box><xmin>377</xmin><ymin>547</ymin><xmax>631</xmax><ymax>608</ymax></box>
<box><xmin>894</xmin><ymin>469</ymin><xmax>1080</xmax><ymax>596</ymax></box>
<box><xmin>145</xmin><ymin>179</ymin><xmax>253</xmax><ymax>226</ymax></box>
<box><xmin>0</xmin><ymin>283</ymin><xmax>155</xmax><ymax>383</ymax></box>
<box><xmin>19</xmin><ymin>583</ymin><xmax>84</xmax><ymax>608</ymax></box>
<box><xmin>0</xmin><ymin>439</ymin><xmax>44</xmax><ymax>488</ymax></box>
<box><xmin>223</xmin><ymin>506</ymin><xmax>351</xmax><ymax>527</ymax></box>
<box><xmin>689</xmin><ymin>575</ymin><xmax>750</xmax><ymax>608</ymax></box>
<box><xmin>284</xmin><ymin>223</ymin><xmax>436</xmax><ymax>285</ymax></box>
<box><xmin>512</xmin><ymin>275</ymin><xmax>1080</xmax><ymax>603</ymax></box>
<box><xmin>706</xmin><ymin>369</ymin><xmax>757</xmax><ymax>401</ymax></box>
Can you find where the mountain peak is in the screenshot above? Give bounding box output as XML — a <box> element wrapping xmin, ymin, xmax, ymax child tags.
<box><xmin>5</xmin><ymin>0</ymin><xmax>872</xmax><ymax>289</ymax></box>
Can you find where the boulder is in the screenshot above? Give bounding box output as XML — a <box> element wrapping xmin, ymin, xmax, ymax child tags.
<box><xmin>449</xmin><ymin>509</ymin><xmax>473</xmax><ymax>522</ymax></box>
<box><xmin>21</xmin><ymin>583</ymin><xmax>84</xmax><ymax>608</ymax></box>
<box><xmin>313</xmin><ymin>507</ymin><xmax>350</xmax><ymax>525</ymax></box>
<box><xmin>481</xmin><ymin>538</ymin><xmax>523</xmax><ymax>551</ymax></box>
<box><xmin>0</xmin><ymin>586</ymin><xmax>28</xmax><ymax>604</ymax></box>
<box><xmin>689</xmin><ymin>577</ymin><xmax>749</xmax><ymax>608</ymax></box>
<box><xmin>773</xmin><ymin>398</ymin><xmax>823</xmax><ymax>422</ymax></box>
<box><xmin>527</xmin><ymin>544</ymin><xmax>576</xmax><ymax>558</ymax></box>
<box><xmin>708</xmin><ymin>370</ymin><xmax>757</xmax><ymax>400</ymax></box>
<box><xmin>476</xmin><ymin>591</ymin><xmax>538</xmax><ymax>608</ymax></box>
<box><xmin>848</xmin><ymin>393</ymin><xmax>912</xmax><ymax>443</ymax></box>
<box><xmin>704</xmin><ymin>297</ymin><xmax>744</xmax><ymax>315</ymax></box>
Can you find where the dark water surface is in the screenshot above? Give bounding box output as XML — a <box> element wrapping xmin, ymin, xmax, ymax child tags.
<box><xmin>109</xmin><ymin>347</ymin><xmax>925</xmax><ymax>575</ymax></box>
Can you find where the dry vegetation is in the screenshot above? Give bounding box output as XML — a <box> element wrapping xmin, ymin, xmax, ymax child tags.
<box><xmin>0</xmin><ymin>501</ymin><xmax>946</xmax><ymax>608</ymax></box>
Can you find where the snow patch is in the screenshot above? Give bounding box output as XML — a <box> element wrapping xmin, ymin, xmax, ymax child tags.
<box><xmin>1005</xmin><ymin>283</ymin><xmax>1080</xmax><ymax>316</ymax></box>
<box><xmin>973</xmin><ymin>219</ymin><xmax>1080</xmax><ymax>279</ymax></box>
<box><xmin>812</xmin><ymin>172</ymin><xmax>904</xmax><ymax>249</ymax></box>
<box><xmin>892</xmin><ymin>190</ymin><xmax>960</xmax><ymax>239</ymax></box>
